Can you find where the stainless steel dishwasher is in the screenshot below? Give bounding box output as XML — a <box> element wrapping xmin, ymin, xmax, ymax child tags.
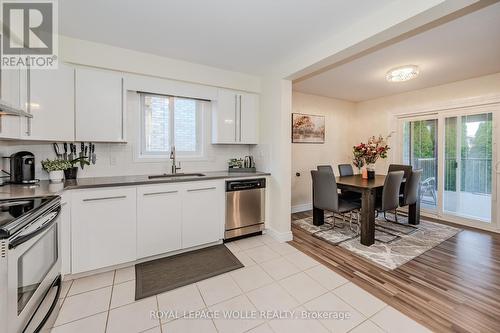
<box><xmin>225</xmin><ymin>178</ymin><xmax>266</xmax><ymax>239</ymax></box>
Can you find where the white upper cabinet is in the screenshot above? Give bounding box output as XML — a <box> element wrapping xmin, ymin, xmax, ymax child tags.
<box><xmin>240</xmin><ymin>92</ymin><xmax>259</xmax><ymax>144</ymax></box>
<box><xmin>212</xmin><ymin>89</ymin><xmax>259</xmax><ymax>144</ymax></box>
<box><xmin>75</xmin><ymin>67</ymin><xmax>125</xmax><ymax>142</ymax></box>
<box><xmin>213</xmin><ymin>89</ymin><xmax>238</xmax><ymax>144</ymax></box>
<box><xmin>22</xmin><ymin>64</ymin><xmax>75</xmax><ymax>141</ymax></box>
<box><xmin>0</xmin><ymin>67</ymin><xmax>21</xmax><ymax>139</ymax></box>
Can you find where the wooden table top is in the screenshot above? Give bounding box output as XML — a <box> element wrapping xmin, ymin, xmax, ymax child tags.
<box><xmin>335</xmin><ymin>174</ymin><xmax>386</xmax><ymax>189</ymax></box>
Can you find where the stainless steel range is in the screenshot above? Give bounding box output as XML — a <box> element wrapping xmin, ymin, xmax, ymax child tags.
<box><xmin>0</xmin><ymin>196</ymin><xmax>62</xmax><ymax>333</ymax></box>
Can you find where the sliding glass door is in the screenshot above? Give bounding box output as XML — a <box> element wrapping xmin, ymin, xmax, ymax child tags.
<box><xmin>400</xmin><ymin>109</ymin><xmax>495</xmax><ymax>225</ymax></box>
<box><xmin>444</xmin><ymin>113</ymin><xmax>492</xmax><ymax>222</ymax></box>
<box><xmin>402</xmin><ymin>118</ymin><xmax>438</xmax><ymax>211</ymax></box>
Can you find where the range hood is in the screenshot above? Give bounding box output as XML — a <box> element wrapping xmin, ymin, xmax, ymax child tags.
<box><xmin>0</xmin><ymin>100</ymin><xmax>33</xmax><ymax>118</ymax></box>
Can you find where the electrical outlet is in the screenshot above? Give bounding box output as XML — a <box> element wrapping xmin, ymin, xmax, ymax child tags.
<box><xmin>109</xmin><ymin>155</ymin><xmax>117</xmax><ymax>166</ymax></box>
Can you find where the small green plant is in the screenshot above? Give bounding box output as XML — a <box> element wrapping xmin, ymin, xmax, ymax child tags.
<box><xmin>68</xmin><ymin>156</ymin><xmax>90</xmax><ymax>168</ymax></box>
<box><xmin>228</xmin><ymin>158</ymin><xmax>244</xmax><ymax>168</ymax></box>
<box><xmin>41</xmin><ymin>159</ymin><xmax>72</xmax><ymax>172</ymax></box>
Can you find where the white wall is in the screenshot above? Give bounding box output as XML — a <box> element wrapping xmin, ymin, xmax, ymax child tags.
<box><xmin>291</xmin><ymin>92</ymin><xmax>356</xmax><ymax>211</ymax></box>
<box><xmin>60</xmin><ymin>36</ymin><xmax>261</xmax><ymax>93</ymax></box>
<box><xmin>253</xmin><ymin>77</ymin><xmax>293</xmax><ymax>241</ymax></box>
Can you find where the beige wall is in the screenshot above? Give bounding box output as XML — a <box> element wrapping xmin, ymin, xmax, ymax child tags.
<box><xmin>292</xmin><ymin>72</ymin><xmax>500</xmax><ymax>212</ymax></box>
<box><xmin>291</xmin><ymin>92</ymin><xmax>356</xmax><ymax>210</ymax></box>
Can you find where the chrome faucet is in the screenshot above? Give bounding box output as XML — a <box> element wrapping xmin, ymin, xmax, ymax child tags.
<box><xmin>170</xmin><ymin>146</ymin><xmax>181</xmax><ymax>174</ymax></box>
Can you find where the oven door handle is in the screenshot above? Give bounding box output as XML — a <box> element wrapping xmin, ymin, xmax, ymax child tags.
<box><xmin>9</xmin><ymin>206</ymin><xmax>61</xmax><ymax>249</ymax></box>
<box><xmin>22</xmin><ymin>275</ymin><xmax>62</xmax><ymax>333</ymax></box>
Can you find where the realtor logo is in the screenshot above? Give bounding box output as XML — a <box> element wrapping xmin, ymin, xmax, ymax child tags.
<box><xmin>1</xmin><ymin>0</ymin><xmax>58</xmax><ymax>69</ymax></box>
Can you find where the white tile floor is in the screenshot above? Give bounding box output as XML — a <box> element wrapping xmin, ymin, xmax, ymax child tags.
<box><xmin>51</xmin><ymin>234</ymin><xmax>431</xmax><ymax>333</ymax></box>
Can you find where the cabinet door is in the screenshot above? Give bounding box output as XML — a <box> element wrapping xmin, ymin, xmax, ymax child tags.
<box><xmin>22</xmin><ymin>64</ymin><xmax>74</xmax><ymax>141</ymax></box>
<box><xmin>240</xmin><ymin>93</ymin><xmax>259</xmax><ymax>144</ymax></box>
<box><xmin>182</xmin><ymin>181</ymin><xmax>224</xmax><ymax>248</ymax></box>
<box><xmin>212</xmin><ymin>89</ymin><xmax>237</xmax><ymax>144</ymax></box>
<box><xmin>75</xmin><ymin>67</ymin><xmax>125</xmax><ymax>142</ymax></box>
<box><xmin>137</xmin><ymin>184</ymin><xmax>182</xmax><ymax>259</ymax></box>
<box><xmin>71</xmin><ymin>187</ymin><xmax>136</xmax><ymax>273</ymax></box>
<box><xmin>0</xmin><ymin>68</ymin><xmax>21</xmax><ymax>139</ymax></box>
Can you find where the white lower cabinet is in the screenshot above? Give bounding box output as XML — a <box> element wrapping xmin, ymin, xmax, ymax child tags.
<box><xmin>71</xmin><ymin>187</ymin><xmax>137</xmax><ymax>274</ymax></box>
<box><xmin>137</xmin><ymin>184</ymin><xmax>182</xmax><ymax>258</ymax></box>
<box><xmin>69</xmin><ymin>180</ymin><xmax>224</xmax><ymax>274</ymax></box>
<box><xmin>182</xmin><ymin>181</ymin><xmax>224</xmax><ymax>248</ymax></box>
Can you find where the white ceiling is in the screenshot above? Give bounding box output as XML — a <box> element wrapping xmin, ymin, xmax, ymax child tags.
<box><xmin>293</xmin><ymin>2</ymin><xmax>500</xmax><ymax>102</ymax></box>
<box><xmin>59</xmin><ymin>0</ymin><xmax>398</xmax><ymax>75</ymax></box>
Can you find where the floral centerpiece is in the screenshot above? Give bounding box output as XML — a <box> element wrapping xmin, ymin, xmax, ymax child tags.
<box><xmin>352</xmin><ymin>134</ymin><xmax>391</xmax><ymax>179</ymax></box>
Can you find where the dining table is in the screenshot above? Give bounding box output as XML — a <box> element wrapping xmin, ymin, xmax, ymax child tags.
<box><xmin>312</xmin><ymin>174</ymin><xmax>420</xmax><ymax>246</ymax></box>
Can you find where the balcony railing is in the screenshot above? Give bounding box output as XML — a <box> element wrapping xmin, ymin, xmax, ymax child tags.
<box><xmin>415</xmin><ymin>157</ymin><xmax>492</xmax><ymax>194</ymax></box>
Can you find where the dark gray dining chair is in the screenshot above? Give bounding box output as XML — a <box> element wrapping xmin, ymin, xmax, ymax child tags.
<box><xmin>375</xmin><ymin>171</ymin><xmax>405</xmax><ymax>222</ymax></box>
<box><xmin>337</xmin><ymin>164</ymin><xmax>361</xmax><ymax>202</ymax></box>
<box><xmin>338</xmin><ymin>164</ymin><xmax>354</xmax><ymax>176</ymax></box>
<box><xmin>317</xmin><ymin>165</ymin><xmax>334</xmax><ymax>173</ymax></box>
<box><xmin>388</xmin><ymin>164</ymin><xmax>412</xmax><ymax>195</ymax></box>
<box><xmin>398</xmin><ymin>169</ymin><xmax>422</xmax><ymax>216</ymax></box>
<box><xmin>311</xmin><ymin>170</ymin><xmax>360</xmax><ymax>230</ymax></box>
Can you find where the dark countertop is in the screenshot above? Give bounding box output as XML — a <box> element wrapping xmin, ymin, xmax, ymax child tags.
<box><xmin>0</xmin><ymin>171</ymin><xmax>270</xmax><ymax>200</ymax></box>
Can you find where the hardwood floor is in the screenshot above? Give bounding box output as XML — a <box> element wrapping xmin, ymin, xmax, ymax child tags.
<box><xmin>289</xmin><ymin>211</ymin><xmax>500</xmax><ymax>333</ymax></box>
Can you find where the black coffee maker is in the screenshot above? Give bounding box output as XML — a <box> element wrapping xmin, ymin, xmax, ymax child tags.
<box><xmin>9</xmin><ymin>151</ymin><xmax>38</xmax><ymax>184</ymax></box>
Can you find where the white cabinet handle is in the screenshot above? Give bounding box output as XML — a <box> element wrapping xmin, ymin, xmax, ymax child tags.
<box><xmin>234</xmin><ymin>94</ymin><xmax>238</xmax><ymax>142</ymax></box>
<box><xmin>187</xmin><ymin>187</ymin><xmax>216</xmax><ymax>192</ymax></box>
<box><xmin>83</xmin><ymin>195</ymin><xmax>126</xmax><ymax>202</ymax></box>
<box><xmin>26</xmin><ymin>66</ymin><xmax>31</xmax><ymax>136</ymax></box>
<box><xmin>239</xmin><ymin>94</ymin><xmax>242</xmax><ymax>142</ymax></box>
<box><xmin>143</xmin><ymin>190</ymin><xmax>178</xmax><ymax>196</ymax></box>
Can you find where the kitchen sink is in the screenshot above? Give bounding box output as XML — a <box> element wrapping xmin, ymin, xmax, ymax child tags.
<box><xmin>148</xmin><ymin>173</ymin><xmax>206</xmax><ymax>179</ymax></box>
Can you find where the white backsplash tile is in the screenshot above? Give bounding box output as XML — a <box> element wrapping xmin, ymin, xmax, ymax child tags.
<box><xmin>0</xmin><ymin>141</ymin><xmax>252</xmax><ymax>180</ymax></box>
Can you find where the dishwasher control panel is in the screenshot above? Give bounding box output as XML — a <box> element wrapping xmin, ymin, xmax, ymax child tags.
<box><xmin>226</xmin><ymin>178</ymin><xmax>266</xmax><ymax>192</ymax></box>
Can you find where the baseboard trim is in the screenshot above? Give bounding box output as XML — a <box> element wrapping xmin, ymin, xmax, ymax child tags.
<box><xmin>291</xmin><ymin>203</ymin><xmax>312</xmax><ymax>213</ymax></box>
<box><xmin>265</xmin><ymin>228</ymin><xmax>293</xmax><ymax>242</ymax></box>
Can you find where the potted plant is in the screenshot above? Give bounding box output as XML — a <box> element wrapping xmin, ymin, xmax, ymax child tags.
<box><xmin>64</xmin><ymin>157</ymin><xmax>90</xmax><ymax>180</ymax></box>
<box><xmin>41</xmin><ymin>159</ymin><xmax>71</xmax><ymax>182</ymax></box>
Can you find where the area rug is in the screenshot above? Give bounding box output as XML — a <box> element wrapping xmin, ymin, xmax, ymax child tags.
<box><xmin>135</xmin><ymin>244</ymin><xmax>243</xmax><ymax>300</ymax></box>
<box><xmin>292</xmin><ymin>213</ymin><xmax>461</xmax><ymax>270</ymax></box>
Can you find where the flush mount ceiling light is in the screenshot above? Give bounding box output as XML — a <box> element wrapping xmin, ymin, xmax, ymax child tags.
<box><xmin>386</xmin><ymin>65</ymin><xmax>419</xmax><ymax>82</ymax></box>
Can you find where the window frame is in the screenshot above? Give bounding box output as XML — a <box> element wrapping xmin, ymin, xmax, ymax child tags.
<box><xmin>138</xmin><ymin>93</ymin><xmax>207</xmax><ymax>161</ymax></box>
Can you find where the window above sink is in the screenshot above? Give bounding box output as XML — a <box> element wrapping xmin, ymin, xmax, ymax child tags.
<box><xmin>138</xmin><ymin>93</ymin><xmax>210</xmax><ymax>161</ymax></box>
